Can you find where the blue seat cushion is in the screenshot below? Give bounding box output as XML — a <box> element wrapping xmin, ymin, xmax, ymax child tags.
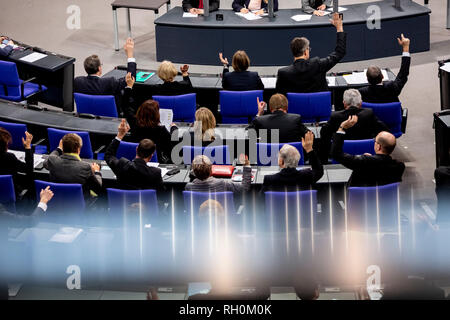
<box><xmin>0</xmin><ymin>81</ymin><xmax>47</xmax><ymax>102</ymax></box>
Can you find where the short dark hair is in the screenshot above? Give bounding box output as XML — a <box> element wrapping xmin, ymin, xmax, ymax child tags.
<box><xmin>232</xmin><ymin>50</ymin><xmax>250</xmax><ymax>72</ymax></box>
<box><xmin>62</xmin><ymin>133</ymin><xmax>82</xmax><ymax>154</ymax></box>
<box><xmin>377</xmin><ymin>135</ymin><xmax>396</xmax><ymax>154</ymax></box>
<box><xmin>0</xmin><ymin>127</ymin><xmax>12</xmax><ymax>153</ymax></box>
<box><xmin>366</xmin><ymin>66</ymin><xmax>383</xmax><ymax>85</ymax></box>
<box><xmin>137</xmin><ymin>139</ymin><xmax>156</xmax><ymax>159</ymax></box>
<box><xmin>84</xmin><ymin>55</ymin><xmax>101</xmax><ymax>75</ymax></box>
<box><xmin>269</xmin><ymin>93</ymin><xmax>288</xmax><ymax>111</ymax></box>
<box><xmin>290</xmin><ymin>37</ymin><xmax>310</xmax><ymax>58</ymax></box>
<box><xmin>294</xmin><ymin>278</ymin><xmax>319</xmax><ymax>300</ymax></box>
<box><xmin>136</xmin><ymin>100</ymin><xmax>160</xmax><ymax>128</ymax></box>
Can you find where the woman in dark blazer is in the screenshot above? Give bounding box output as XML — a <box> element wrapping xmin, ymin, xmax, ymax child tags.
<box><xmin>183</xmin><ymin>0</ymin><xmax>220</xmax><ymax>14</ymax></box>
<box><xmin>232</xmin><ymin>0</ymin><xmax>278</xmax><ymax>14</ymax></box>
<box><xmin>219</xmin><ymin>51</ymin><xmax>264</xmax><ymax>91</ymax></box>
<box><xmin>124</xmin><ymin>98</ymin><xmax>178</xmax><ymax>164</ymax></box>
<box><xmin>152</xmin><ymin>61</ymin><xmax>194</xmax><ymax>97</ymax></box>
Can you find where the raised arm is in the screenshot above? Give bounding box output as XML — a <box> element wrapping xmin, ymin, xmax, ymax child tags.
<box><xmin>302</xmin><ymin>131</ymin><xmax>324</xmax><ymax>183</ymax></box>
<box><xmin>105</xmin><ymin>119</ymin><xmax>130</xmax><ymax>171</ymax></box>
<box><xmin>388</xmin><ymin>34</ymin><xmax>411</xmax><ymax>96</ymax></box>
<box><xmin>318</xmin><ymin>13</ymin><xmax>346</xmax><ymax>73</ymax></box>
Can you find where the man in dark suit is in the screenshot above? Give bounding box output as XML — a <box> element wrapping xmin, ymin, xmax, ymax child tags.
<box><xmin>331</xmin><ymin>115</ymin><xmax>405</xmax><ymax>187</ymax></box>
<box><xmin>0</xmin><ymin>186</ymin><xmax>54</xmax><ymax>300</ymax></box>
<box><xmin>319</xmin><ymin>89</ymin><xmax>389</xmax><ymax>163</ymax></box>
<box><xmin>43</xmin><ymin>133</ymin><xmax>102</xmax><ymax>196</ymax></box>
<box><xmin>275</xmin><ymin>13</ymin><xmax>346</xmax><ymax>95</ymax></box>
<box><xmin>183</xmin><ymin>0</ymin><xmax>220</xmax><ymax>13</ymax></box>
<box><xmin>0</xmin><ymin>36</ymin><xmax>14</xmax><ymax>57</ymax></box>
<box><xmin>247</xmin><ymin>93</ymin><xmax>309</xmax><ymax>143</ymax></box>
<box><xmin>359</xmin><ymin>34</ymin><xmax>411</xmax><ymax>103</ymax></box>
<box><xmin>73</xmin><ymin>37</ymin><xmax>137</xmax><ymax>115</ymax></box>
<box><xmin>105</xmin><ymin>119</ymin><xmax>163</xmax><ymax>191</ymax></box>
<box><xmin>262</xmin><ymin>131</ymin><xmax>323</xmax><ymax>192</ymax></box>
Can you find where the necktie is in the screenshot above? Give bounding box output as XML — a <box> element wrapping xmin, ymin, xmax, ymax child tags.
<box><xmin>199</xmin><ymin>0</ymin><xmax>204</xmax><ymax>9</ymax></box>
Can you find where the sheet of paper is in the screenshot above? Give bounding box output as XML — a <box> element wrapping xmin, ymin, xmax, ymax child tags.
<box><xmin>326</xmin><ymin>76</ymin><xmax>336</xmax><ymax>86</ymax></box>
<box><xmin>19</xmin><ymin>52</ymin><xmax>47</xmax><ymax>63</ymax></box>
<box><xmin>343</xmin><ymin>72</ymin><xmax>367</xmax><ymax>85</ymax></box>
<box><xmin>235</xmin><ymin>12</ymin><xmax>262</xmax><ymax>20</ymax></box>
<box><xmin>8</xmin><ymin>150</ymin><xmax>45</xmax><ymax>168</ymax></box>
<box><xmin>440</xmin><ymin>62</ymin><xmax>450</xmax><ymax>73</ymax></box>
<box><xmin>160</xmin><ymin>168</ymin><xmax>169</xmax><ymax>178</ymax></box>
<box><xmin>146</xmin><ymin>162</ymin><xmax>160</xmax><ymax>168</ymax></box>
<box><xmin>33</xmin><ymin>154</ymin><xmax>44</xmax><ymax>168</ymax></box>
<box><xmin>327</xmin><ymin>6</ymin><xmax>348</xmax><ymax>12</ymax></box>
<box><xmin>261</xmin><ymin>77</ymin><xmax>277</xmax><ymax>88</ymax></box>
<box><xmin>291</xmin><ymin>14</ymin><xmax>312</xmax><ymax>22</ymax></box>
<box><xmin>159</xmin><ymin>108</ymin><xmax>173</xmax><ymax>132</ymax></box>
<box><xmin>317</xmin><ymin>10</ymin><xmax>331</xmax><ymax>15</ymax></box>
<box><xmin>49</xmin><ymin>227</ymin><xmax>83</xmax><ymax>243</ymax></box>
<box><xmin>183</xmin><ymin>12</ymin><xmax>198</xmax><ymax>18</ymax></box>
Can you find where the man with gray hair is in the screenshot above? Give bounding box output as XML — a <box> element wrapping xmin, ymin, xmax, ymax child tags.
<box><xmin>319</xmin><ymin>88</ymin><xmax>388</xmax><ymax>163</ymax></box>
<box><xmin>186</xmin><ymin>154</ymin><xmax>252</xmax><ymax>193</ymax></box>
<box><xmin>262</xmin><ymin>131</ymin><xmax>323</xmax><ymax>192</ymax></box>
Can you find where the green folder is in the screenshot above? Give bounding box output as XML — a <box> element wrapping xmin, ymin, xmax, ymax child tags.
<box><xmin>136</xmin><ymin>71</ymin><xmax>154</xmax><ymax>83</ymax></box>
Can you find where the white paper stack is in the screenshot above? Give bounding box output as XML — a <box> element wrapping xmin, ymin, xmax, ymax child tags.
<box><xmin>440</xmin><ymin>62</ymin><xmax>450</xmax><ymax>73</ymax></box>
<box><xmin>291</xmin><ymin>14</ymin><xmax>312</xmax><ymax>22</ymax></box>
<box><xmin>20</xmin><ymin>52</ymin><xmax>47</xmax><ymax>63</ymax></box>
<box><xmin>159</xmin><ymin>108</ymin><xmax>174</xmax><ymax>131</ymax></box>
<box><xmin>235</xmin><ymin>12</ymin><xmax>262</xmax><ymax>20</ymax></box>
<box><xmin>327</xmin><ymin>6</ymin><xmax>348</xmax><ymax>12</ymax></box>
<box><xmin>326</xmin><ymin>76</ymin><xmax>336</xmax><ymax>86</ymax></box>
<box><xmin>49</xmin><ymin>227</ymin><xmax>83</xmax><ymax>243</ymax></box>
<box><xmin>183</xmin><ymin>12</ymin><xmax>198</xmax><ymax>18</ymax></box>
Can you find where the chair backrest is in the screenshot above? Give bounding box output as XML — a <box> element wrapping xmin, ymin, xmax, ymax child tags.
<box><xmin>219</xmin><ymin>90</ymin><xmax>263</xmax><ymax>124</ymax></box>
<box><xmin>0</xmin><ymin>175</ymin><xmax>16</xmax><ymax>212</ymax></box>
<box><xmin>287</xmin><ymin>91</ymin><xmax>332</xmax><ymax>123</ymax></box>
<box><xmin>183</xmin><ymin>191</ymin><xmax>236</xmax><ymax>217</ymax></box>
<box><xmin>362</xmin><ymin>102</ymin><xmax>403</xmax><ymax>138</ymax></box>
<box><xmin>265</xmin><ymin>190</ymin><xmax>317</xmax><ymax>232</ymax></box>
<box><xmin>347</xmin><ymin>182</ymin><xmax>400</xmax><ymax>232</ymax></box>
<box><xmin>47</xmin><ymin>128</ymin><xmax>94</xmax><ymax>159</ymax></box>
<box><xmin>74</xmin><ymin>93</ymin><xmax>118</xmax><ymax>118</ymax></box>
<box><xmin>0</xmin><ymin>61</ymin><xmax>21</xmax><ymax>99</ymax></box>
<box><xmin>152</xmin><ymin>93</ymin><xmax>196</xmax><ymax>122</ymax></box>
<box><xmin>116</xmin><ymin>141</ymin><xmax>158</xmax><ymax>162</ymax></box>
<box><xmin>182</xmin><ymin>145</ymin><xmax>231</xmax><ymax>165</ymax></box>
<box><xmin>35</xmin><ymin>180</ymin><xmax>85</xmax><ymax>214</ymax></box>
<box><xmin>0</xmin><ymin>120</ymin><xmax>27</xmax><ymax>151</ymax></box>
<box><xmin>256</xmin><ymin>142</ymin><xmax>304</xmax><ymax>166</ymax></box>
<box><xmin>332</xmin><ymin>139</ymin><xmax>375</xmax><ymax>164</ymax></box>
<box><xmin>107</xmin><ymin>188</ymin><xmax>159</xmax><ymax>226</ymax></box>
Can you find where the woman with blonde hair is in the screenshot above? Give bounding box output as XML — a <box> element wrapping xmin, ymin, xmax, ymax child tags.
<box><xmin>153</xmin><ymin>60</ymin><xmax>193</xmax><ymax>96</ymax></box>
<box><xmin>193</xmin><ymin>107</ymin><xmax>216</xmax><ymax>142</ymax></box>
<box><xmin>218</xmin><ymin>50</ymin><xmax>264</xmax><ymax>91</ymax></box>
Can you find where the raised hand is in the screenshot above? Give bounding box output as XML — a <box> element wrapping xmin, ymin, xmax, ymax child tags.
<box><xmin>125</xmin><ymin>72</ymin><xmax>135</xmax><ymax>88</ymax></box>
<box><xmin>39</xmin><ymin>186</ymin><xmax>54</xmax><ymax>205</ymax></box>
<box><xmin>397</xmin><ymin>33</ymin><xmax>410</xmax><ymax>52</ymax></box>
<box><xmin>22</xmin><ymin>131</ymin><xmax>33</xmax><ymax>149</ymax></box>
<box><xmin>117</xmin><ymin>118</ymin><xmax>130</xmax><ymax>139</ymax></box>
<box><xmin>91</xmin><ymin>162</ymin><xmax>100</xmax><ymax>173</ymax></box>
<box><xmin>329</xmin><ymin>12</ymin><xmax>343</xmax><ymax>32</ymax></box>
<box><xmin>180</xmin><ymin>64</ymin><xmax>189</xmax><ymax>76</ymax></box>
<box><xmin>123</xmin><ymin>37</ymin><xmax>135</xmax><ymax>58</ymax></box>
<box><xmin>219</xmin><ymin>52</ymin><xmax>229</xmax><ymax>66</ymax></box>
<box><xmin>340</xmin><ymin>115</ymin><xmax>358</xmax><ymax>130</ymax></box>
<box><xmin>238</xmin><ymin>153</ymin><xmax>250</xmax><ymax>166</ymax></box>
<box><xmin>256</xmin><ymin>97</ymin><xmax>266</xmax><ymax>116</ymax></box>
<box><xmin>301</xmin><ymin>131</ymin><xmax>315</xmax><ymax>153</ymax></box>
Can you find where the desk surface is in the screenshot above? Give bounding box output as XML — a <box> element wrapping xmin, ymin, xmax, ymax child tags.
<box><xmin>8</xmin><ymin>48</ymin><xmax>75</xmax><ymax>73</ymax></box>
<box><xmin>155</xmin><ymin>1</ymin><xmax>431</xmax><ymax>29</ymax></box>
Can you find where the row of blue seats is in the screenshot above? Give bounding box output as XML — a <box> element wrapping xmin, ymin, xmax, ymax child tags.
<box><xmin>0</xmin><ymin>175</ymin><xmax>400</xmax><ymax>231</ymax></box>
<box><xmin>0</xmin><ymin>60</ymin><xmax>404</xmax><ymax>137</ymax></box>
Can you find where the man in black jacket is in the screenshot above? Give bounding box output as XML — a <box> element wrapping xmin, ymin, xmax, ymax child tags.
<box><xmin>182</xmin><ymin>0</ymin><xmax>220</xmax><ymax>14</ymax></box>
<box><xmin>73</xmin><ymin>37</ymin><xmax>137</xmax><ymax>115</ymax></box>
<box><xmin>0</xmin><ymin>36</ymin><xmax>14</xmax><ymax>57</ymax></box>
<box><xmin>319</xmin><ymin>89</ymin><xmax>389</xmax><ymax>163</ymax></box>
<box><xmin>331</xmin><ymin>115</ymin><xmax>405</xmax><ymax>187</ymax></box>
<box><xmin>105</xmin><ymin>119</ymin><xmax>163</xmax><ymax>191</ymax></box>
<box><xmin>262</xmin><ymin>131</ymin><xmax>323</xmax><ymax>192</ymax></box>
<box><xmin>359</xmin><ymin>34</ymin><xmax>411</xmax><ymax>103</ymax></box>
<box><xmin>275</xmin><ymin>12</ymin><xmax>346</xmax><ymax>95</ymax></box>
<box><xmin>0</xmin><ymin>186</ymin><xmax>54</xmax><ymax>300</ymax></box>
<box><xmin>247</xmin><ymin>93</ymin><xmax>309</xmax><ymax>143</ymax></box>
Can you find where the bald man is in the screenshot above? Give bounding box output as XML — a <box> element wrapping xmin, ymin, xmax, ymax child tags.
<box><xmin>331</xmin><ymin>115</ymin><xmax>405</xmax><ymax>187</ymax></box>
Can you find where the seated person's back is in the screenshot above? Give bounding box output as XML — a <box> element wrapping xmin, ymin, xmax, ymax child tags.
<box><xmin>152</xmin><ymin>61</ymin><xmax>193</xmax><ymax>96</ymax></box>
<box><xmin>248</xmin><ymin>93</ymin><xmax>309</xmax><ymax>143</ymax></box>
<box><xmin>331</xmin><ymin>116</ymin><xmax>405</xmax><ymax>187</ymax></box>
<box><xmin>219</xmin><ymin>51</ymin><xmax>264</xmax><ymax>91</ymax></box>
<box><xmin>43</xmin><ymin>133</ymin><xmax>102</xmax><ymax>195</ymax></box>
<box><xmin>263</xmin><ymin>132</ymin><xmax>323</xmax><ymax>191</ymax></box>
<box><xmin>105</xmin><ymin>119</ymin><xmax>163</xmax><ymax>190</ymax></box>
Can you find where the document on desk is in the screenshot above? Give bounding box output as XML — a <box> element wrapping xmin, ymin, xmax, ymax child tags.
<box><xmin>7</xmin><ymin>150</ymin><xmax>44</xmax><ymax>168</ymax></box>
<box><xmin>327</xmin><ymin>6</ymin><xmax>348</xmax><ymax>12</ymax></box>
<box><xmin>49</xmin><ymin>227</ymin><xmax>83</xmax><ymax>243</ymax></box>
<box><xmin>235</xmin><ymin>12</ymin><xmax>262</xmax><ymax>20</ymax></box>
<box><xmin>20</xmin><ymin>52</ymin><xmax>47</xmax><ymax>63</ymax></box>
<box><xmin>159</xmin><ymin>108</ymin><xmax>173</xmax><ymax>131</ymax></box>
<box><xmin>261</xmin><ymin>77</ymin><xmax>277</xmax><ymax>88</ymax></box>
<box><xmin>440</xmin><ymin>62</ymin><xmax>450</xmax><ymax>73</ymax></box>
<box><xmin>183</xmin><ymin>12</ymin><xmax>198</xmax><ymax>18</ymax></box>
<box><xmin>291</xmin><ymin>14</ymin><xmax>312</xmax><ymax>22</ymax></box>
<box><xmin>160</xmin><ymin>168</ymin><xmax>169</xmax><ymax>178</ymax></box>
<box><xmin>326</xmin><ymin>76</ymin><xmax>336</xmax><ymax>87</ymax></box>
